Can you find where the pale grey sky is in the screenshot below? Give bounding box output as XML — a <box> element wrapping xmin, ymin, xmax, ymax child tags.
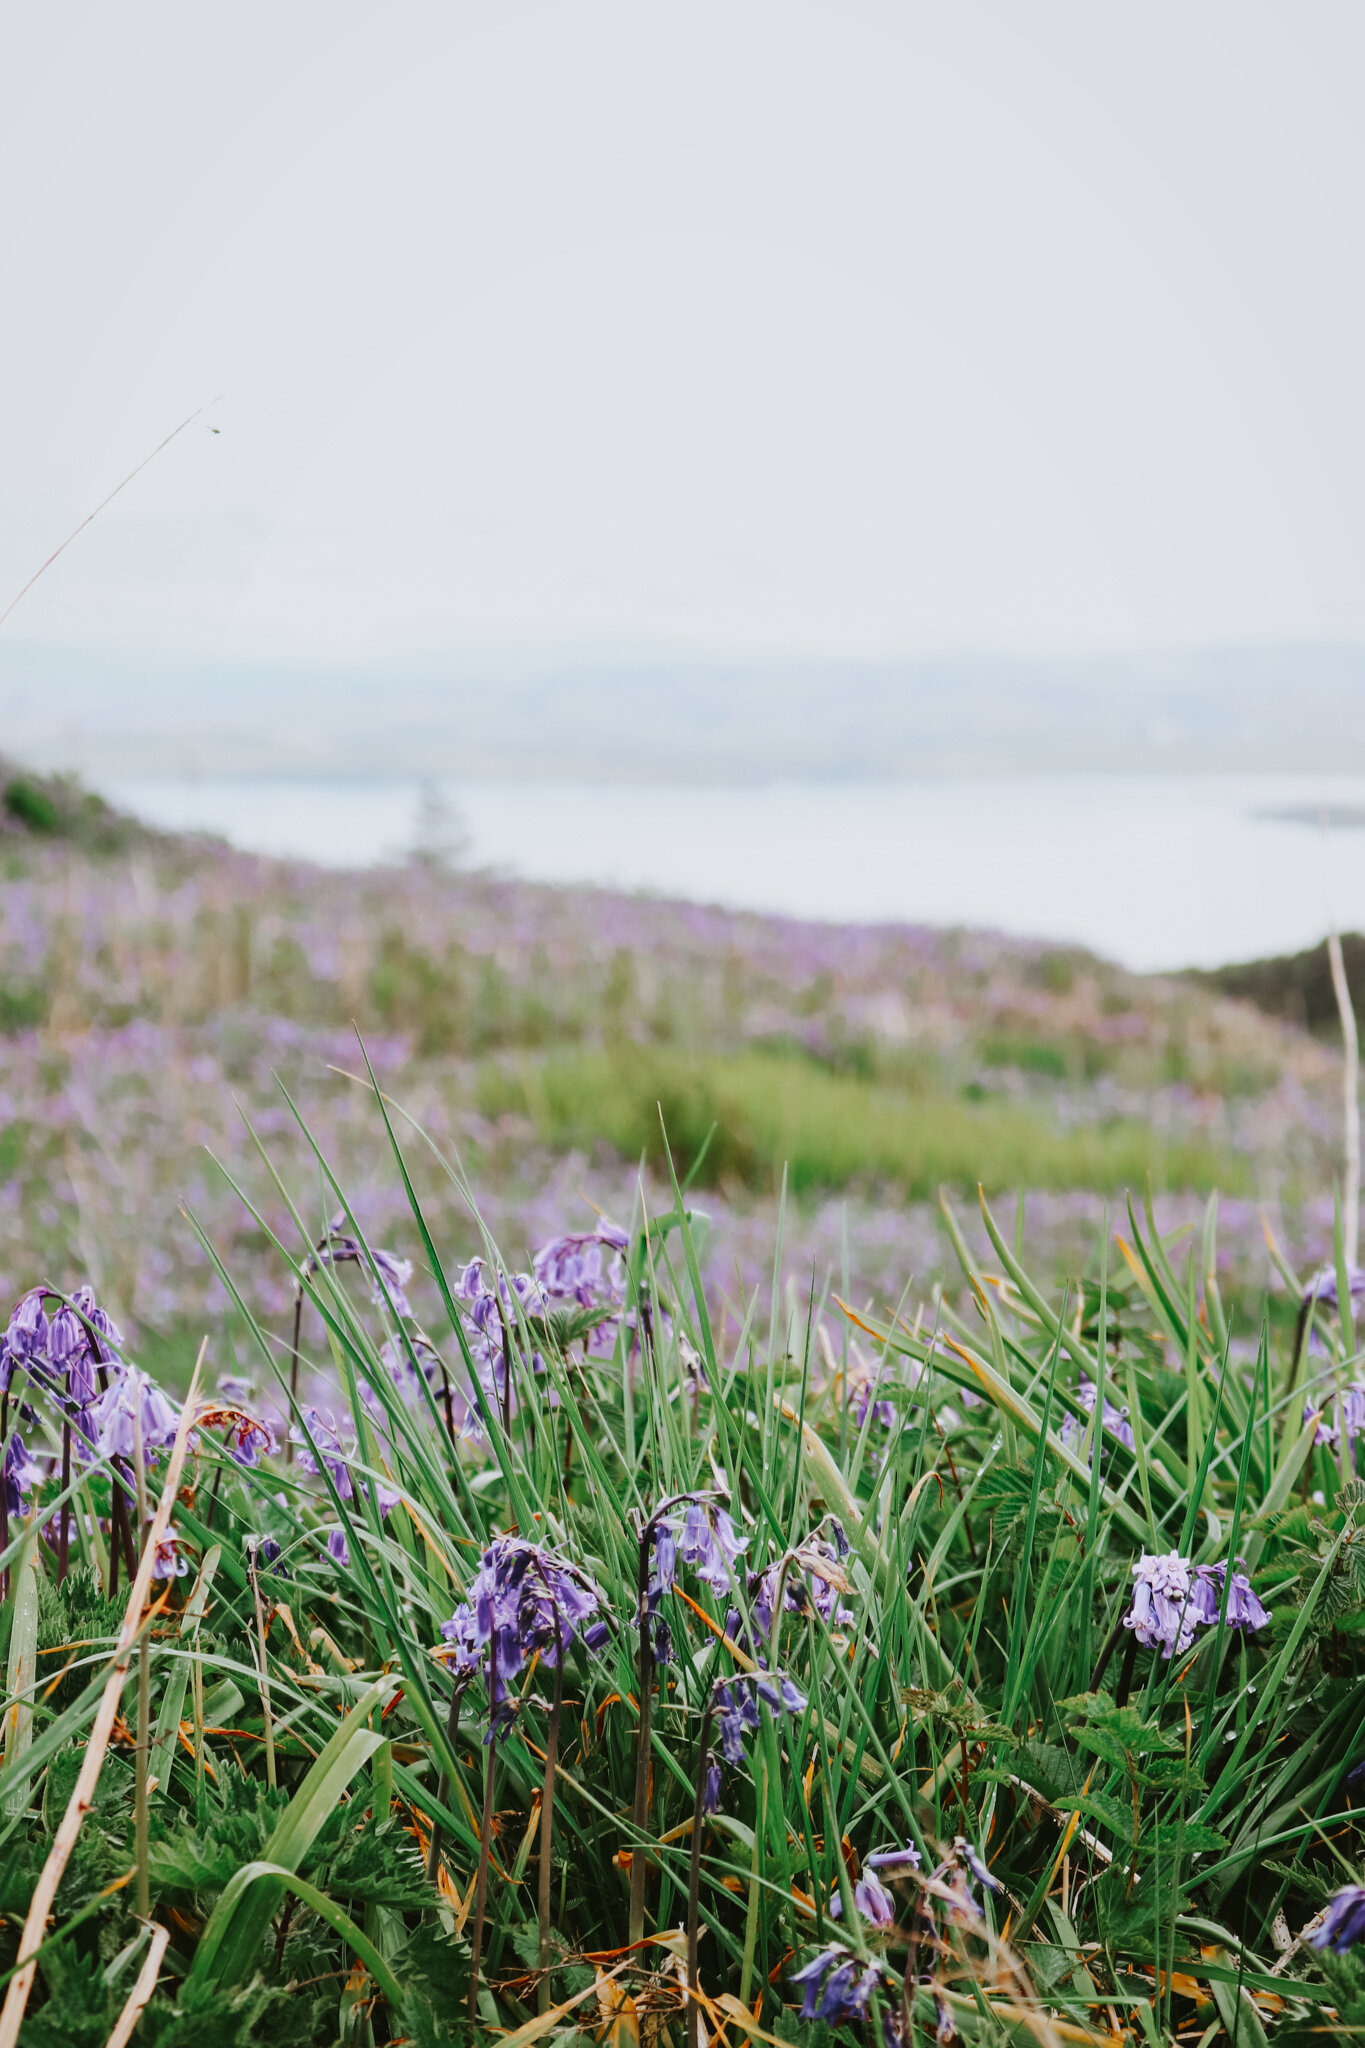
<box><xmin>3</xmin><ymin>2</ymin><xmax>1364</xmax><ymax>665</ymax></box>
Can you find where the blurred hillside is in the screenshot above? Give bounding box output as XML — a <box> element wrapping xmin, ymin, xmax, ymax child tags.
<box><xmin>0</xmin><ymin>755</ymin><xmax>1345</xmax><ymax>1347</ymax></box>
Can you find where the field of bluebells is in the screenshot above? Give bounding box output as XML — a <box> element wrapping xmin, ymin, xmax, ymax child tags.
<box><xmin>2</xmin><ymin>772</ymin><xmax>1365</xmax><ymax>2044</ymax></box>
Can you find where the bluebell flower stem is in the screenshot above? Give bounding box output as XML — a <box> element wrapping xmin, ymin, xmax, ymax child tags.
<box><xmin>56</xmin><ymin>1420</ymin><xmax>70</xmax><ymax>1585</ymax></box>
<box><xmin>285</xmin><ymin>1290</ymin><xmax>303</xmax><ymax>1464</ymax></box>
<box><xmin>628</xmin><ymin>1527</ymin><xmax>655</xmax><ymax>1949</ymax></box>
<box><xmin>1114</xmin><ymin>1629</ymin><xmax>1139</xmax><ymax>1710</ymax></box>
<box><xmin>468</xmin><ymin>1636</ymin><xmax>497</xmax><ymax>2021</ymax></box>
<box><xmin>686</xmin><ymin>1694</ymin><xmax>717</xmax><ymax>2048</ymax></box>
<box><xmin>537</xmin><ymin>1656</ymin><xmax>564</xmax><ymax>2013</ymax></box>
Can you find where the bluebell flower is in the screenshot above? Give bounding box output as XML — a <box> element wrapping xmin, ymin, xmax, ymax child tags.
<box><xmin>255</xmin><ymin>1536</ymin><xmax>288</xmax><ymax>1579</ymax></box>
<box><xmin>790</xmin><ymin>1946</ymin><xmax>886</xmax><ymax>2024</ymax></box>
<box><xmin>1189</xmin><ymin>1561</ymin><xmax>1270</xmax><ymax>1632</ymax></box>
<box><xmin>326</xmin><ymin>1526</ymin><xmax>351</xmax><ymax>1568</ymax></box>
<box><xmin>150</xmin><ymin>1525</ymin><xmax>189</xmax><ymax>1579</ymax></box>
<box><xmin>1122</xmin><ymin>1550</ymin><xmax>1198</xmax><ymax>1659</ymax></box>
<box><xmin>3</xmin><ymin>1431</ymin><xmax>41</xmax><ymax>1517</ymax></box>
<box><xmin>866</xmin><ymin>1841</ymin><xmax>923</xmax><ymax>1880</ymax></box>
<box><xmin>1059</xmin><ymin>1376</ymin><xmax>1135</xmax><ymax>1457</ymax></box>
<box><xmin>439</xmin><ymin>1535</ymin><xmax>609</xmax><ymax>1734</ymax></box>
<box><xmin>1308</xmin><ymin>1886</ymin><xmax>1365</xmax><ymax>1953</ymax></box>
<box><xmin>532</xmin><ymin>1226</ymin><xmax>628</xmax><ymax>1310</ymax></box>
<box><xmin>92</xmin><ymin>1366</ymin><xmax>179</xmax><ymax>1461</ymax></box>
<box><xmin>703</xmin><ymin>1670</ymin><xmax>806</xmax><ymax>1812</ymax></box>
<box><xmin>290</xmin><ymin>1408</ymin><xmax>355</xmax><ymax>1498</ymax></box>
<box><xmin>303</xmin><ymin>1214</ymin><xmax>414</xmax><ymax>1319</ymax></box>
<box><xmin>643</xmin><ymin>1494</ymin><xmax>747</xmax><ymax>1662</ymax></box>
<box><xmin>830</xmin><ymin>1869</ymin><xmax>897</xmax><ymax>1927</ymax></box>
<box><xmin>954</xmin><ymin>1838</ymin><xmax>1002</xmax><ymax>1895</ymax></box>
<box><xmin>725</xmin><ymin>1520</ymin><xmax>855</xmax><ymax>1646</ymax></box>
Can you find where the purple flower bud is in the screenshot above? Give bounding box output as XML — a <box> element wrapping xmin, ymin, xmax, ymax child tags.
<box><xmin>955</xmin><ymin>1837</ymin><xmax>1002</xmax><ymax>1894</ymax></box>
<box><xmin>1309</xmin><ymin>1885</ymin><xmax>1365</xmax><ymax>1954</ymax></box>
<box><xmin>326</xmin><ymin>1526</ymin><xmax>350</xmax><ymax>1568</ymax></box>
<box><xmin>150</xmin><ymin>1525</ymin><xmax>188</xmax><ymax>1579</ymax></box>
<box><xmin>866</xmin><ymin>1840</ymin><xmax>923</xmax><ymax>1879</ymax></box>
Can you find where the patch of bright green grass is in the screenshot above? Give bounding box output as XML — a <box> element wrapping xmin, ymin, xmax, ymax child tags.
<box><xmin>482</xmin><ymin>1044</ymin><xmax>1242</xmax><ymax>1195</ymax></box>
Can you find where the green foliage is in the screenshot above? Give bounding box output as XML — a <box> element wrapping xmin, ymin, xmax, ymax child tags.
<box><xmin>0</xmin><ymin>1117</ymin><xmax>1360</xmax><ymax>2047</ymax></box>
<box><xmin>521</xmin><ymin>1043</ymin><xmax>1242</xmax><ymax>1194</ymax></box>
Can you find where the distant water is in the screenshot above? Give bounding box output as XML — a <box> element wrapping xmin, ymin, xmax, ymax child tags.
<box><xmin>98</xmin><ymin>772</ymin><xmax>1365</xmax><ymax>974</ymax></box>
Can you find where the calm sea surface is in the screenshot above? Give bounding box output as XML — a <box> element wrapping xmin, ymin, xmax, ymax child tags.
<box><xmin>98</xmin><ymin>773</ymin><xmax>1365</xmax><ymax>973</ymax></box>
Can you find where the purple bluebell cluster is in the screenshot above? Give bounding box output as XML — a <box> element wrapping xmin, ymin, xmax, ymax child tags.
<box><xmin>724</xmin><ymin>1519</ymin><xmax>854</xmax><ymax>1649</ymax></box>
<box><xmin>790</xmin><ymin>1946</ymin><xmax>889</xmax><ymax>2025</ymax></box>
<box><xmin>644</xmin><ymin>1496</ymin><xmax>747</xmax><ymax>1664</ymax></box>
<box><xmin>452</xmin><ymin>1258</ymin><xmax>548</xmax><ymax>1411</ymax></box>
<box><xmin>702</xmin><ymin>1669</ymin><xmax>806</xmax><ymax>1812</ymax></box>
<box><xmin>831</xmin><ymin>1868</ymin><xmax>897</xmax><ymax>1927</ymax></box>
<box><xmin>2</xmin><ymin>1284</ymin><xmax>121</xmax><ymax>1427</ymax></box>
<box><xmin>1305</xmin><ymin>1381</ymin><xmax>1365</xmax><ymax>1453</ymax></box>
<box><xmin>1123</xmin><ymin>1550</ymin><xmax>1269</xmax><ymax>1659</ymax></box>
<box><xmin>92</xmin><ymin>1366</ymin><xmax>180</xmax><ymax>1461</ymax></box>
<box><xmin>306</xmin><ymin>1213</ymin><xmax>414</xmax><ymax>1319</ymax></box>
<box><xmin>1059</xmin><ymin>1375</ymin><xmax>1135</xmax><ymax>1456</ymax></box>
<box><xmin>440</xmin><ymin>1534</ymin><xmax>609</xmax><ymax>1734</ymax></box>
<box><xmin>532</xmin><ymin>1225</ymin><xmax>628</xmax><ymax>1316</ymax></box>
<box><xmin>1308</xmin><ymin>1885</ymin><xmax>1365</xmax><ymax>1954</ymax></box>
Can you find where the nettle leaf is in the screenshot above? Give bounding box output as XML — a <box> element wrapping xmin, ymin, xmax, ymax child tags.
<box><xmin>322</xmin><ymin>1815</ymin><xmax>433</xmax><ymax>1906</ymax></box>
<box><xmin>1073</xmin><ymin>1791</ymin><xmax>1134</xmax><ymax>1836</ymax></box>
<box><xmin>1011</xmin><ymin>1737</ymin><xmax>1088</xmax><ymax>1802</ymax></box>
<box><xmin>972</xmin><ymin>1466</ymin><xmax>1036</xmax><ymax>1513</ymax></box>
<box><xmin>24</xmin><ymin>1937</ymin><xmax>114</xmax><ymax>2048</ymax></box>
<box><xmin>1147</xmin><ymin>1821</ymin><xmax>1227</xmax><ymax>1851</ymax></box>
<box><xmin>1335</xmin><ymin>1478</ymin><xmax>1365</xmax><ymax>1511</ymax></box>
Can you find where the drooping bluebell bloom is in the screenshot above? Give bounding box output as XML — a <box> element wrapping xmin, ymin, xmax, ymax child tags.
<box><xmin>1122</xmin><ymin>1550</ymin><xmax>1198</xmax><ymax>1659</ymax></box>
<box><xmin>1189</xmin><ymin>1560</ymin><xmax>1270</xmax><ymax>1632</ymax></box>
<box><xmin>439</xmin><ymin>1535</ymin><xmax>609</xmax><ymax>1735</ymax></box>
<box><xmin>2</xmin><ymin>1431</ymin><xmax>41</xmax><ymax>1517</ymax></box>
<box><xmin>255</xmin><ymin>1536</ymin><xmax>288</xmax><ymax>1579</ymax></box>
<box><xmin>92</xmin><ymin>1366</ymin><xmax>180</xmax><ymax>1461</ymax></box>
<box><xmin>866</xmin><ymin>1841</ymin><xmax>923</xmax><ymax>1880</ymax></box>
<box><xmin>290</xmin><ymin>1408</ymin><xmax>355</xmax><ymax>1498</ymax></box>
<box><xmin>224</xmin><ymin>1413</ymin><xmax>276</xmax><ymax>1467</ymax></box>
<box><xmin>326</xmin><ymin>1526</ymin><xmax>351</xmax><ymax>1568</ymax></box>
<box><xmin>452</xmin><ymin>1258</ymin><xmax>549</xmax><ymax>1412</ymax></box>
<box><xmin>308</xmin><ymin>1213</ymin><xmax>414</xmax><ymax>1319</ymax></box>
<box><xmin>790</xmin><ymin>1946</ymin><xmax>886</xmax><ymax>2024</ymax></box>
<box><xmin>1059</xmin><ymin>1376</ymin><xmax>1135</xmax><ymax>1457</ymax></box>
<box><xmin>724</xmin><ymin>1519</ymin><xmax>854</xmax><ymax>1648</ymax></box>
<box><xmin>830</xmin><ymin>1868</ymin><xmax>897</xmax><ymax>1927</ymax></box>
<box><xmin>150</xmin><ymin>1525</ymin><xmax>189</xmax><ymax>1579</ymax></box>
<box><xmin>954</xmin><ymin>1837</ymin><xmax>1002</xmax><ymax>1896</ymax></box>
<box><xmin>1308</xmin><ymin>1886</ymin><xmax>1365</xmax><ymax>1953</ymax></box>
<box><xmin>532</xmin><ymin>1226</ymin><xmax>628</xmax><ymax>1311</ymax></box>
<box><xmin>702</xmin><ymin>1670</ymin><xmax>806</xmax><ymax>1812</ymax></box>
<box><xmin>644</xmin><ymin>1494</ymin><xmax>747</xmax><ymax>1662</ymax></box>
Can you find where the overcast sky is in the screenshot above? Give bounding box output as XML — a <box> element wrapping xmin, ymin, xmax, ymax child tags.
<box><xmin>4</xmin><ymin>3</ymin><xmax>1365</xmax><ymax>667</ymax></box>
